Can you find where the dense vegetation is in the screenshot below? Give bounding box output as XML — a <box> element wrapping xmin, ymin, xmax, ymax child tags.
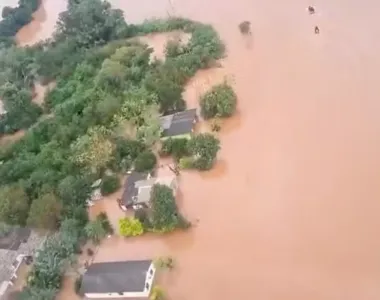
<box><xmin>162</xmin><ymin>133</ymin><xmax>221</xmax><ymax>170</ymax></box>
<box><xmin>200</xmin><ymin>83</ymin><xmax>237</xmax><ymax>119</ymax></box>
<box><xmin>0</xmin><ymin>0</ymin><xmax>226</xmax><ymax>298</ymax></box>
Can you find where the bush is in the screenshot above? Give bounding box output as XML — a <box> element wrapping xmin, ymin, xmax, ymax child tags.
<box><xmin>97</xmin><ymin>212</ymin><xmax>113</xmax><ymax>234</ymax></box>
<box><xmin>160</xmin><ymin>138</ymin><xmax>189</xmax><ymax>160</ymax></box>
<box><xmin>74</xmin><ymin>276</ymin><xmax>83</xmax><ymax>295</ymax></box>
<box><xmin>150</xmin><ymin>286</ymin><xmax>165</xmax><ymax>300</ymax></box>
<box><xmin>134</xmin><ymin>150</ymin><xmax>157</xmax><ymax>172</ymax></box>
<box><xmin>178</xmin><ymin>156</ymin><xmax>194</xmax><ymax>169</ymax></box>
<box><xmin>100</xmin><ymin>175</ymin><xmax>120</xmax><ymax>195</ymax></box>
<box><xmin>200</xmin><ymin>83</ymin><xmax>237</xmax><ymax>119</ymax></box>
<box><xmin>119</xmin><ymin>217</ymin><xmax>144</xmax><ymax>237</ymax></box>
<box><xmin>134</xmin><ymin>208</ymin><xmax>151</xmax><ymax>229</ymax></box>
<box><xmin>188</xmin><ymin>133</ymin><xmax>220</xmax><ymax>170</ymax></box>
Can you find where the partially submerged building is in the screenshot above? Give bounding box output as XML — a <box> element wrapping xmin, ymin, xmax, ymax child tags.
<box><xmin>121</xmin><ymin>172</ymin><xmax>177</xmax><ymax>211</ymax></box>
<box><xmin>80</xmin><ymin>259</ymin><xmax>156</xmax><ymax>299</ymax></box>
<box><xmin>159</xmin><ymin>108</ymin><xmax>197</xmax><ymax>140</ymax></box>
<box><xmin>0</xmin><ymin>226</ymin><xmax>45</xmax><ymax>299</ymax></box>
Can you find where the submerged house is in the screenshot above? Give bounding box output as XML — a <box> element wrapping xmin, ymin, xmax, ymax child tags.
<box><xmin>159</xmin><ymin>108</ymin><xmax>197</xmax><ymax>140</ymax></box>
<box><xmin>80</xmin><ymin>259</ymin><xmax>156</xmax><ymax>299</ymax></box>
<box><xmin>121</xmin><ymin>172</ymin><xmax>177</xmax><ymax>211</ymax></box>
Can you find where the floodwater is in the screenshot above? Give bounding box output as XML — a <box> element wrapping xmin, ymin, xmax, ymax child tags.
<box><xmin>5</xmin><ymin>0</ymin><xmax>380</xmax><ymax>299</ymax></box>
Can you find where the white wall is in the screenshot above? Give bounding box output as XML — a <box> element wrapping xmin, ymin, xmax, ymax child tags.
<box><xmin>85</xmin><ymin>291</ymin><xmax>149</xmax><ymax>298</ymax></box>
<box><xmin>85</xmin><ymin>262</ymin><xmax>156</xmax><ymax>299</ymax></box>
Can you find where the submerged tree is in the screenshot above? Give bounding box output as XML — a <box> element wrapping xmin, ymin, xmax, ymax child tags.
<box><xmin>238</xmin><ymin>21</ymin><xmax>251</xmax><ymax>35</ymax></box>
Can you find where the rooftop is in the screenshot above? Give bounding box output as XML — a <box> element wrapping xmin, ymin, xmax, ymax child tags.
<box><xmin>80</xmin><ymin>260</ymin><xmax>153</xmax><ymax>294</ymax></box>
<box><xmin>160</xmin><ymin>109</ymin><xmax>197</xmax><ymax>137</ymax></box>
<box><xmin>122</xmin><ymin>172</ymin><xmax>177</xmax><ymax>208</ymax></box>
<box><xmin>0</xmin><ymin>226</ymin><xmax>46</xmax><ymax>296</ymax></box>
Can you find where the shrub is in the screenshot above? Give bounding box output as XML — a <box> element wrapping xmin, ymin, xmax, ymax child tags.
<box><xmin>119</xmin><ymin>217</ymin><xmax>144</xmax><ymax>237</ymax></box>
<box><xmin>97</xmin><ymin>212</ymin><xmax>113</xmax><ymax>234</ymax></box>
<box><xmin>100</xmin><ymin>175</ymin><xmax>120</xmax><ymax>195</ymax></box>
<box><xmin>160</xmin><ymin>138</ymin><xmax>189</xmax><ymax>160</ymax></box>
<box><xmin>134</xmin><ymin>208</ymin><xmax>151</xmax><ymax>229</ymax></box>
<box><xmin>74</xmin><ymin>276</ymin><xmax>83</xmax><ymax>295</ymax></box>
<box><xmin>154</xmin><ymin>256</ymin><xmax>175</xmax><ymax>270</ymax></box>
<box><xmin>134</xmin><ymin>150</ymin><xmax>157</xmax><ymax>172</ymax></box>
<box><xmin>200</xmin><ymin>83</ymin><xmax>237</xmax><ymax>119</ymax></box>
<box><xmin>178</xmin><ymin>156</ymin><xmax>194</xmax><ymax>169</ymax></box>
<box><xmin>150</xmin><ymin>286</ymin><xmax>165</xmax><ymax>300</ymax></box>
<box><xmin>188</xmin><ymin>133</ymin><xmax>220</xmax><ymax>170</ymax></box>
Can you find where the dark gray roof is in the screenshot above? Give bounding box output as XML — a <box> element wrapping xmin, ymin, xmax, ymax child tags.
<box><xmin>80</xmin><ymin>260</ymin><xmax>152</xmax><ymax>294</ymax></box>
<box><xmin>122</xmin><ymin>172</ymin><xmax>149</xmax><ymax>207</ymax></box>
<box><xmin>161</xmin><ymin>109</ymin><xmax>197</xmax><ymax>137</ymax></box>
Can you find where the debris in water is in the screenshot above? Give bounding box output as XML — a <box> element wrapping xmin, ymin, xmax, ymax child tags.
<box><xmin>238</xmin><ymin>21</ymin><xmax>252</xmax><ymax>35</ymax></box>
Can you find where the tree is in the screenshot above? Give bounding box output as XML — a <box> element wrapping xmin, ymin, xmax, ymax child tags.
<box><xmin>160</xmin><ymin>138</ymin><xmax>189</xmax><ymax>160</ymax></box>
<box><xmin>119</xmin><ymin>217</ymin><xmax>144</xmax><ymax>237</ymax></box>
<box><xmin>85</xmin><ymin>218</ymin><xmax>107</xmax><ymax>244</ymax></box>
<box><xmin>55</xmin><ymin>0</ymin><xmax>127</xmax><ymax>48</ymax></box>
<box><xmin>188</xmin><ymin>133</ymin><xmax>220</xmax><ymax>170</ymax></box>
<box><xmin>150</xmin><ymin>184</ymin><xmax>179</xmax><ymax>232</ymax></box>
<box><xmin>18</xmin><ymin>287</ymin><xmax>58</xmax><ymax>300</ymax></box>
<box><xmin>2</xmin><ymin>6</ymin><xmax>13</xmax><ymax>18</ymax></box>
<box><xmin>27</xmin><ymin>193</ymin><xmax>62</xmax><ymax>230</ymax></box>
<box><xmin>100</xmin><ymin>175</ymin><xmax>120</xmax><ymax>195</ymax></box>
<box><xmin>0</xmin><ymin>184</ymin><xmax>29</xmax><ymax>226</ymax></box>
<box><xmin>70</xmin><ymin>126</ymin><xmax>115</xmax><ymax>173</ymax></box>
<box><xmin>134</xmin><ymin>150</ymin><xmax>157</xmax><ymax>172</ymax></box>
<box><xmin>200</xmin><ymin>83</ymin><xmax>237</xmax><ymax>119</ymax></box>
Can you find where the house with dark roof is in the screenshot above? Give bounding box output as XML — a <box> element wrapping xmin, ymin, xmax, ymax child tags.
<box><xmin>0</xmin><ymin>226</ymin><xmax>45</xmax><ymax>299</ymax></box>
<box><xmin>159</xmin><ymin>108</ymin><xmax>197</xmax><ymax>140</ymax></box>
<box><xmin>80</xmin><ymin>259</ymin><xmax>156</xmax><ymax>299</ymax></box>
<box><xmin>121</xmin><ymin>172</ymin><xmax>177</xmax><ymax>211</ymax></box>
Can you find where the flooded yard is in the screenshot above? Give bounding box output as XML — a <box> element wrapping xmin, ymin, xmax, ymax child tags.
<box><xmin>4</xmin><ymin>0</ymin><xmax>380</xmax><ymax>299</ymax></box>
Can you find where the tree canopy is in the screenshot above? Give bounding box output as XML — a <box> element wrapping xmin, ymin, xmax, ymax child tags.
<box><xmin>0</xmin><ymin>0</ymin><xmax>228</xmax><ymax>297</ymax></box>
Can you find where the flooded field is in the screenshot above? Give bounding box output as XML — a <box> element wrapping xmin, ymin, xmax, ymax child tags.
<box><xmin>3</xmin><ymin>0</ymin><xmax>380</xmax><ymax>299</ymax></box>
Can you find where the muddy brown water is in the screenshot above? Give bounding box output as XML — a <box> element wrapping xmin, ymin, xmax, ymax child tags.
<box><xmin>4</xmin><ymin>0</ymin><xmax>380</xmax><ymax>299</ymax></box>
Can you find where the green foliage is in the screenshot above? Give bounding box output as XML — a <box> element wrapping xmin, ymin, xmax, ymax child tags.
<box><xmin>74</xmin><ymin>276</ymin><xmax>83</xmax><ymax>295</ymax></box>
<box><xmin>85</xmin><ymin>218</ymin><xmax>107</xmax><ymax>244</ymax></box>
<box><xmin>150</xmin><ymin>285</ymin><xmax>166</xmax><ymax>300</ymax></box>
<box><xmin>25</xmin><ymin>218</ymin><xmax>83</xmax><ymax>296</ymax></box>
<box><xmin>0</xmin><ymin>8</ymin><xmax>225</xmax><ymax>299</ymax></box>
<box><xmin>27</xmin><ymin>192</ymin><xmax>62</xmax><ymax>230</ymax></box>
<box><xmin>188</xmin><ymin>133</ymin><xmax>220</xmax><ymax>170</ymax></box>
<box><xmin>97</xmin><ymin>212</ymin><xmax>114</xmax><ymax>234</ymax></box>
<box><xmin>160</xmin><ymin>138</ymin><xmax>189</xmax><ymax>160</ymax></box>
<box><xmin>134</xmin><ymin>208</ymin><xmax>151</xmax><ymax>229</ymax></box>
<box><xmin>0</xmin><ymin>0</ymin><xmax>39</xmax><ymax>38</ymax></box>
<box><xmin>55</xmin><ymin>0</ymin><xmax>128</xmax><ymax>48</ymax></box>
<box><xmin>119</xmin><ymin>217</ymin><xmax>144</xmax><ymax>237</ymax></box>
<box><xmin>17</xmin><ymin>287</ymin><xmax>58</xmax><ymax>300</ymax></box>
<box><xmin>178</xmin><ymin>156</ymin><xmax>195</xmax><ymax>169</ymax></box>
<box><xmin>150</xmin><ymin>184</ymin><xmax>181</xmax><ymax>232</ymax></box>
<box><xmin>100</xmin><ymin>174</ymin><xmax>120</xmax><ymax>195</ymax></box>
<box><xmin>70</xmin><ymin>126</ymin><xmax>115</xmax><ymax>173</ymax></box>
<box><xmin>134</xmin><ymin>150</ymin><xmax>157</xmax><ymax>172</ymax></box>
<box><xmin>0</xmin><ymin>184</ymin><xmax>29</xmax><ymax>226</ymax></box>
<box><xmin>154</xmin><ymin>256</ymin><xmax>175</xmax><ymax>270</ymax></box>
<box><xmin>200</xmin><ymin>83</ymin><xmax>237</xmax><ymax>119</ymax></box>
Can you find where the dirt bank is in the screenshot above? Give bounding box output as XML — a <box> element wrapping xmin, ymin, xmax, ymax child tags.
<box><xmin>7</xmin><ymin>0</ymin><xmax>380</xmax><ymax>299</ymax></box>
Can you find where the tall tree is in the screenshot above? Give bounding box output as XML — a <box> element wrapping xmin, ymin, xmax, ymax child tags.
<box><xmin>70</xmin><ymin>126</ymin><xmax>115</xmax><ymax>173</ymax></box>
<box><xmin>27</xmin><ymin>193</ymin><xmax>62</xmax><ymax>230</ymax></box>
<box><xmin>0</xmin><ymin>184</ymin><xmax>29</xmax><ymax>225</ymax></box>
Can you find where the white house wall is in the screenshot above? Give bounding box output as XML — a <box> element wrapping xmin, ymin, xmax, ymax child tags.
<box><xmin>85</xmin><ymin>291</ymin><xmax>149</xmax><ymax>298</ymax></box>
